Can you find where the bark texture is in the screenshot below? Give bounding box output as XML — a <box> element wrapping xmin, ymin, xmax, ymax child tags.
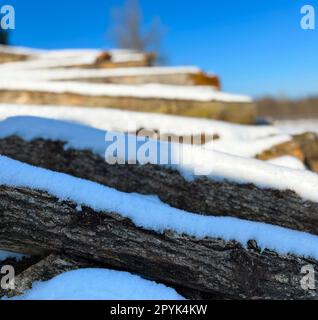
<box><xmin>0</xmin><ymin>185</ymin><xmax>317</xmax><ymax>300</ymax></box>
<box><xmin>1</xmin><ymin>136</ymin><xmax>318</xmax><ymax>235</ymax></box>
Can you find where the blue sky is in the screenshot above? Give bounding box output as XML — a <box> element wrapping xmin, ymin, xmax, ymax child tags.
<box><xmin>3</xmin><ymin>0</ymin><xmax>318</xmax><ymax>98</ymax></box>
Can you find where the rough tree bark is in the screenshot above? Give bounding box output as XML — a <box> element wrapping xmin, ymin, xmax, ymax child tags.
<box><xmin>1</xmin><ymin>254</ymin><xmax>216</xmax><ymax>300</ymax></box>
<box><xmin>0</xmin><ymin>184</ymin><xmax>317</xmax><ymax>300</ymax></box>
<box><xmin>1</xmin><ymin>136</ymin><xmax>318</xmax><ymax>235</ymax></box>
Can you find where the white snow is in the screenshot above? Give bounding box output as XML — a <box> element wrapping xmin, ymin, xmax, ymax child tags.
<box><xmin>267</xmin><ymin>156</ymin><xmax>307</xmax><ymax>170</ymax></box>
<box><xmin>7</xmin><ymin>268</ymin><xmax>184</xmax><ymax>300</ymax></box>
<box><xmin>0</xmin><ymin>251</ymin><xmax>25</xmax><ymax>262</ymax></box>
<box><xmin>109</xmin><ymin>49</ymin><xmax>150</xmax><ymax>63</ymax></box>
<box><xmin>276</xmin><ymin>119</ymin><xmax>318</xmax><ymax>135</ymax></box>
<box><xmin>35</xmin><ymin>49</ymin><xmax>102</xmax><ymax>60</ymax></box>
<box><xmin>206</xmin><ymin>135</ymin><xmax>291</xmax><ymax>157</ymax></box>
<box><xmin>0</xmin><ymin>66</ymin><xmax>203</xmax><ymax>81</ymax></box>
<box><xmin>1</xmin><ymin>155</ymin><xmax>318</xmax><ymax>260</ymax></box>
<box><xmin>0</xmin><ymin>46</ymin><xmax>148</xmax><ymax>64</ymax></box>
<box><xmin>0</xmin><ymin>80</ymin><xmax>251</xmax><ymax>102</ymax></box>
<box><xmin>0</xmin><ymin>54</ymin><xmax>100</xmax><ymax>71</ymax></box>
<box><xmin>0</xmin><ymin>104</ymin><xmax>280</xmax><ymax>140</ymax></box>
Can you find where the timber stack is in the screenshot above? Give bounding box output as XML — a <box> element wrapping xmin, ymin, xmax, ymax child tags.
<box><xmin>0</xmin><ymin>46</ymin><xmax>318</xmax><ymax>300</ymax></box>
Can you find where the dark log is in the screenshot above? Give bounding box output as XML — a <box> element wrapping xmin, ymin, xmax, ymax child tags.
<box><xmin>1</xmin><ymin>136</ymin><xmax>318</xmax><ymax>235</ymax></box>
<box><xmin>0</xmin><ymin>184</ymin><xmax>317</xmax><ymax>300</ymax></box>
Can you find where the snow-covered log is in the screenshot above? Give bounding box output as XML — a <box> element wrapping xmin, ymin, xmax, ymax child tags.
<box><xmin>0</xmin><ymin>104</ymin><xmax>278</xmax><ymax>140</ymax></box>
<box><xmin>0</xmin><ymin>45</ymin><xmax>34</xmax><ymax>63</ymax></box>
<box><xmin>1</xmin><ymin>134</ymin><xmax>318</xmax><ymax>235</ymax></box>
<box><xmin>0</xmin><ymin>81</ymin><xmax>254</xmax><ymax>123</ymax></box>
<box><xmin>0</xmin><ymin>181</ymin><xmax>317</xmax><ymax>300</ymax></box>
<box><xmin>0</xmin><ymin>47</ymin><xmax>155</xmax><ymax>69</ymax></box>
<box><xmin>1</xmin><ymin>66</ymin><xmax>221</xmax><ymax>89</ymax></box>
<box><xmin>1</xmin><ymin>156</ymin><xmax>318</xmax><ymax>299</ymax></box>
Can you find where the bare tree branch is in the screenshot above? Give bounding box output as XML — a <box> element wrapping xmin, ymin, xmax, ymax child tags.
<box><xmin>109</xmin><ymin>0</ymin><xmax>166</xmax><ymax>64</ymax></box>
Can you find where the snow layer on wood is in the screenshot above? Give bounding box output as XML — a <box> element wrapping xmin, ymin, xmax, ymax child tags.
<box><xmin>7</xmin><ymin>268</ymin><xmax>184</xmax><ymax>300</ymax></box>
<box><xmin>266</xmin><ymin>156</ymin><xmax>307</xmax><ymax>170</ymax></box>
<box><xmin>109</xmin><ymin>49</ymin><xmax>150</xmax><ymax>63</ymax></box>
<box><xmin>276</xmin><ymin>119</ymin><xmax>318</xmax><ymax>135</ymax></box>
<box><xmin>0</xmin><ymin>48</ymin><xmax>149</xmax><ymax>71</ymax></box>
<box><xmin>35</xmin><ymin>49</ymin><xmax>102</xmax><ymax>60</ymax></box>
<box><xmin>0</xmin><ymin>251</ymin><xmax>25</xmax><ymax>262</ymax></box>
<box><xmin>0</xmin><ymin>116</ymin><xmax>317</xmax><ymax>202</ymax></box>
<box><xmin>205</xmin><ymin>135</ymin><xmax>291</xmax><ymax>157</ymax></box>
<box><xmin>0</xmin><ymin>51</ymin><xmax>101</xmax><ymax>71</ymax></box>
<box><xmin>0</xmin><ymin>45</ymin><xmax>44</xmax><ymax>56</ymax></box>
<box><xmin>1</xmin><ymin>66</ymin><xmax>203</xmax><ymax>81</ymax></box>
<box><xmin>0</xmin><ymin>104</ymin><xmax>279</xmax><ymax>140</ymax></box>
<box><xmin>0</xmin><ymin>80</ymin><xmax>251</xmax><ymax>102</ymax></box>
<box><xmin>1</xmin><ymin>155</ymin><xmax>318</xmax><ymax>260</ymax></box>
<box><xmin>0</xmin><ymin>56</ymin><xmax>99</xmax><ymax>71</ymax></box>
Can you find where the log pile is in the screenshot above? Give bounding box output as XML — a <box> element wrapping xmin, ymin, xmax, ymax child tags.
<box><xmin>0</xmin><ymin>46</ymin><xmax>254</xmax><ymax>123</ymax></box>
<box><xmin>0</xmin><ymin>128</ymin><xmax>318</xmax><ymax>299</ymax></box>
<box><xmin>0</xmin><ymin>46</ymin><xmax>318</xmax><ymax>301</ymax></box>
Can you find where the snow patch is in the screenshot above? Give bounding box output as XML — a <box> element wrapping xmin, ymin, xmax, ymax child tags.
<box><xmin>205</xmin><ymin>135</ymin><xmax>291</xmax><ymax>157</ymax></box>
<box><xmin>276</xmin><ymin>119</ymin><xmax>318</xmax><ymax>135</ymax></box>
<box><xmin>267</xmin><ymin>156</ymin><xmax>307</xmax><ymax>170</ymax></box>
<box><xmin>5</xmin><ymin>268</ymin><xmax>184</xmax><ymax>300</ymax></box>
<box><xmin>0</xmin><ymin>66</ymin><xmax>204</xmax><ymax>81</ymax></box>
<box><xmin>0</xmin><ymin>80</ymin><xmax>252</xmax><ymax>102</ymax></box>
